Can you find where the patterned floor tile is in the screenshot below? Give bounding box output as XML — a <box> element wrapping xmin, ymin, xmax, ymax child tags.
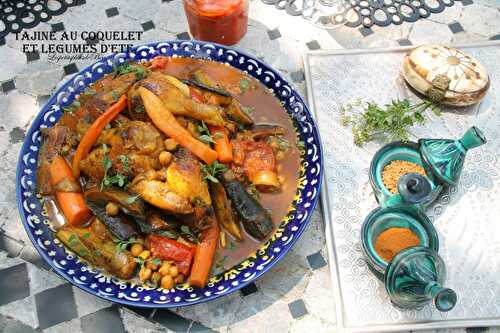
<box><xmin>151</xmin><ymin>309</ymin><xmax>192</xmax><ymax>332</ymax></box>
<box><xmin>0</xmin><ymin>232</ymin><xmax>24</xmax><ymax>257</ymax></box>
<box><xmin>80</xmin><ymin>305</ymin><xmax>125</xmax><ymax>333</ymax></box>
<box><xmin>27</xmin><ymin>263</ymin><xmax>65</xmax><ymax>296</ymax></box>
<box><xmin>0</xmin><ymin>314</ymin><xmax>38</xmax><ymax>333</ymax></box>
<box><xmin>73</xmin><ymin>286</ymin><xmax>112</xmax><ymax>318</ymax></box>
<box><xmin>0</xmin><ymin>296</ymin><xmax>38</xmax><ymax>329</ymax></box>
<box><xmin>0</xmin><ymin>263</ymin><xmax>30</xmax><ymax>306</ymax></box>
<box><xmin>35</xmin><ymin>284</ymin><xmax>77</xmax><ymax>330</ymax></box>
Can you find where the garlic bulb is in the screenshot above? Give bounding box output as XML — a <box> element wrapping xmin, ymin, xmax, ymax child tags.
<box><xmin>402</xmin><ymin>44</ymin><xmax>490</xmax><ymax>106</ymax></box>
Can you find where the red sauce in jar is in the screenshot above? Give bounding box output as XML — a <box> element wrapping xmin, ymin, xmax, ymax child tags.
<box><xmin>183</xmin><ymin>0</ymin><xmax>249</xmax><ymax>45</ymax></box>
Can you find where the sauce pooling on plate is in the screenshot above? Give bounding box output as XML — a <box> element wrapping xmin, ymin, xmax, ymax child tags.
<box><xmin>37</xmin><ymin>56</ymin><xmax>301</xmax><ymax>289</ymax></box>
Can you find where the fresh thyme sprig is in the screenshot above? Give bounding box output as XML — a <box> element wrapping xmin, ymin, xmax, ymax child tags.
<box><xmin>201</xmin><ymin>161</ymin><xmax>228</xmax><ymax>183</ymax></box>
<box><xmin>197</xmin><ymin>121</ymin><xmax>215</xmax><ymax>144</ymax></box>
<box><xmin>340</xmin><ymin>99</ymin><xmax>441</xmax><ymax>146</ymax></box>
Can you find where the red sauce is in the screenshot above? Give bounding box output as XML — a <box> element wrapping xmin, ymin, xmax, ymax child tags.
<box><xmin>183</xmin><ymin>0</ymin><xmax>249</xmax><ymax>45</ymax></box>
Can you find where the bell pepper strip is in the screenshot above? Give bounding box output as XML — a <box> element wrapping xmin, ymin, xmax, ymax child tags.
<box><xmin>149</xmin><ymin>56</ymin><xmax>169</xmax><ymax>70</ymax></box>
<box><xmin>147</xmin><ymin>234</ymin><xmax>196</xmax><ymax>276</ymax></box>
<box><xmin>138</xmin><ymin>86</ymin><xmax>218</xmax><ymax>164</ymax></box>
<box><xmin>189</xmin><ymin>86</ymin><xmax>204</xmax><ymax>103</ymax></box>
<box><xmin>189</xmin><ymin>217</ymin><xmax>220</xmax><ymax>288</ymax></box>
<box><xmin>50</xmin><ymin>156</ymin><xmax>92</xmax><ymax>226</ymax></box>
<box><xmin>209</xmin><ymin>125</ymin><xmax>233</xmax><ymax>163</ymax></box>
<box><xmin>72</xmin><ymin>94</ymin><xmax>127</xmax><ymax>178</ymax></box>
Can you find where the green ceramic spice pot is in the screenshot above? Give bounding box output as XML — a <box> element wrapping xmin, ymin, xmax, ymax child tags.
<box><xmin>361</xmin><ymin>127</ymin><xmax>486</xmax><ymax>312</ymax></box>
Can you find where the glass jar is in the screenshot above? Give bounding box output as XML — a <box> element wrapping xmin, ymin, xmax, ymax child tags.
<box><xmin>183</xmin><ymin>0</ymin><xmax>249</xmax><ymax>45</ymax></box>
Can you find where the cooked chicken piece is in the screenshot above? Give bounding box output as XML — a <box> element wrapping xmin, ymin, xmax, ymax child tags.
<box><xmin>79</xmin><ymin>121</ymin><xmax>164</xmax><ymax>181</ymax></box>
<box><xmin>79</xmin><ymin>146</ymin><xmax>107</xmax><ymax>180</ymax></box>
<box><xmin>76</xmin><ymin>72</ymin><xmax>140</xmax><ymax>122</ymax></box>
<box><xmin>166</xmin><ymin>148</ymin><xmax>212</xmax><ymax>207</ymax></box>
<box><xmin>128</xmin><ymin>72</ymin><xmax>225</xmax><ymax>126</ymax></box>
<box><xmin>131</xmin><ymin>179</ymin><xmax>193</xmax><ymax>214</ymax></box>
<box><xmin>129</xmin><ymin>149</ymin><xmax>211</xmax><ymax>214</ymax></box>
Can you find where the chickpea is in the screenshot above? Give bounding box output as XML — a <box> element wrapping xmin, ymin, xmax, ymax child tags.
<box><xmin>151</xmin><ymin>272</ymin><xmax>162</xmax><ymax>285</ymax></box>
<box><xmin>138</xmin><ymin>250</ymin><xmax>150</xmax><ymax>260</ymax></box>
<box><xmin>139</xmin><ymin>267</ymin><xmax>152</xmax><ymax>282</ymax></box>
<box><xmin>130</xmin><ymin>243</ymin><xmax>144</xmax><ymax>257</ymax></box>
<box><xmin>164</xmin><ymin>138</ymin><xmax>179</xmax><ymax>151</ymax></box>
<box><xmin>174</xmin><ymin>274</ymin><xmax>184</xmax><ymax>284</ymax></box>
<box><xmin>146</xmin><ymin>259</ymin><xmax>160</xmax><ymax>271</ymax></box>
<box><xmin>105</xmin><ymin>202</ymin><xmax>119</xmax><ymax>216</ymax></box>
<box><xmin>161</xmin><ymin>274</ymin><xmax>175</xmax><ymax>289</ymax></box>
<box><xmin>169</xmin><ymin>265</ymin><xmax>179</xmax><ymax>278</ymax></box>
<box><xmin>158</xmin><ymin>262</ymin><xmax>171</xmax><ymax>276</ymax></box>
<box><xmin>159</xmin><ymin>151</ymin><xmax>172</xmax><ymax>166</ymax></box>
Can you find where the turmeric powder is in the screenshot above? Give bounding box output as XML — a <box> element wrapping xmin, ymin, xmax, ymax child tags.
<box><xmin>374</xmin><ymin>227</ymin><xmax>420</xmax><ymax>262</ymax></box>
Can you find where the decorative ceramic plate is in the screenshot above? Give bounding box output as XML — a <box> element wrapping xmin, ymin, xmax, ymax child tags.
<box><xmin>16</xmin><ymin>40</ymin><xmax>323</xmax><ymax>307</ymax></box>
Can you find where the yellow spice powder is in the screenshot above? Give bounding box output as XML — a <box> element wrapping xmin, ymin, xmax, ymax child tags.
<box><xmin>382</xmin><ymin>160</ymin><xmax>425</xmax><ymax>194</ymax></box>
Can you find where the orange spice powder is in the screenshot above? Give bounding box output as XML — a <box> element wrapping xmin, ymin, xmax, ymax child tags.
<box><xmin>374</xmin><ymin>227</ymin><xmax>420</xmax><ymax>262</ymax></box>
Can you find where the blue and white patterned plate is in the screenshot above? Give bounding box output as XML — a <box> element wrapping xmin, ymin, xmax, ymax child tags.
<box><xmin>16</xmin><ymin>40</ymin><xmax>323</xmax><ymax>307</ymax></box>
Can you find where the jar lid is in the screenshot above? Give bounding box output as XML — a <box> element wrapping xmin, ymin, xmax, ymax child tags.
<box><xmin>384</xmin><ymin>246</ymin><xmax>457</xmax><ymax>312</ymax></box>
<box><xmin>402</xmin><ymin>44</ymin><xmax>490</xmax><ymax>106</ymax></box>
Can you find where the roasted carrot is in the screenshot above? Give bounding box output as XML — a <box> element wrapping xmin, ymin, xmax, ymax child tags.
<box><xmin>138</xmin><ymin>87</ymin><xmax>218</xmax><ymax>165</ymax></box>
<box><xmin>209</xmin><ymin>125</ymin><xmax>233</xmax><ymax>163</ymax></box>
<box><xmin>72</xmin><ymin>95</ymin><xmax>127</xmax><ymax>178</ymax></box>
<box><xmin>50</xmin><ymin>156</ymin><xmax>92</xmax><ymax>226</ymax></box>
<box><xmin>189</xmin><ymin>217</ymin><xmax>220</xmax><ymax>288</ymax></box>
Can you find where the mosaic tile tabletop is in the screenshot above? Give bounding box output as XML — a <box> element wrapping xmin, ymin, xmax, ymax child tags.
<box><xmin>0</xmin><ymin>0</ymin><xmax>499</xmax><ymax>332</ymax></box>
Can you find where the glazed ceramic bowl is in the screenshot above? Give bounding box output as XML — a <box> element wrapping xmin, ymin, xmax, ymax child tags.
<box><xmin>360</xmin><ymin>207</ymin><xmax>439</xmax><ymax>277</ymax></box>
<box><xmin>16</xmin><ymin>40</ymin><xmax>323</xmax><ymax>307</ymax></box>
<box><xmin>369</xmin><ymin>141</ymin><xmax>442</xmax><ymax>208</ymax></box>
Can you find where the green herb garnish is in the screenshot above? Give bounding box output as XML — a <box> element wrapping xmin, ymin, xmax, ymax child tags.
<box><xmin>110</xmin><ymin>90</ymin><xmax>120</xmax><ymax>102</ymax></box>
<box><xmin>118</xmin><ymin>154</ymin><xmax>130</xmax><ymax>173</ymax></box>
<box><xmin>67</xmin><ymin>234</ymin><xmax>79</xmax><ymax>247</ymax></box>
<box><xmin>239</xmin><ymin>77</ymin><xmax>250</xmax><ymax>94</ymax></box>
<box><xmin>115</xmin><ymin>237</ymin><xmax>137</xmax><ymax>252</ymax></box>
<box><xmin>151</xmin><ymin>258</ymin><xmax>162</xmax><ymax>266</ymax></box>
<box><xmin>201</xmin><ymin>161</ymin><xmax>228</xmax><ymax>183</ymax></box>
<box><xmin>103</xmin><ymin>173</ymin><xmax>128</xmax><ymax>188</ymax></box>
<box><xmin>101</xmin><ymin>144</ymin><xmax>128</xmax><ymax>189</ymax></box>
<box><xmin>115</xmin><ymin>63</ymin><xmax>146</xmax><ymax>79</ymax></box>
<box><xmin>179</xmin><ymin>225</ymin><xmax>200</xmax><ymax>244</ymax></box>
<box><xmin>275</xmin><ymin>137</ymin><xmax>290</xmax><ymax>151</ymax></box>
<box><xmin>241</xmin><ymin>106</ymin><xmax>255</xmax><ymax>115</ymax></box>
<box><xmin>340</xmin><ymin>99</ymin><xmax>441</xmax><ymax>146</ymax></box>
<box><xmin>124</xmin><ymin>194</ymin><xmax>141</xmax><ymax>205</ymax></box>
<box><xmin>134</xmin><ymin>257</ymin><xmax>145</xmax><ymax>267</ymax></box>
<box><xmin>158</xmin><ymin>229</ymin><xmax>179</xmax><ymax>239</ymax></box>
<box><xmin>197</xmin><ymin>121</ymin><xmax>214</xmax><ymax>144</ymax></box>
